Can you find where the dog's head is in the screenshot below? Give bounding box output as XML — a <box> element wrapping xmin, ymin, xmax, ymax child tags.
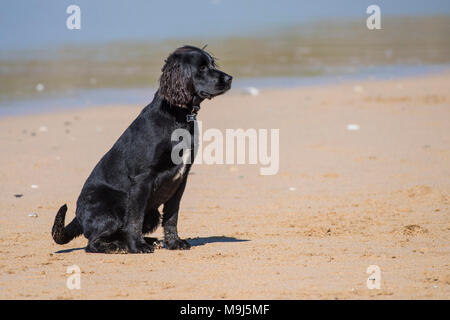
<box><xmin>159</xmin><ymin>45</ymin><xmax>232</xmax><ymax>106</ymax></box>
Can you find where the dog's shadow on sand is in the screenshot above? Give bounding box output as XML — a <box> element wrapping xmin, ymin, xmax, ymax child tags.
<box><xmin>186</xmin><ymin>236</ymin><xmax>249</xmax><ymax>247</ymax></box>
<box><xmin>54</xmin><ymin>236</ymin><xmax>249</xmax><ymax>254</ymax></box>
<box><xmin>55</xmin><ymin>247</ymin><xmax>86</xmax><ymax>254</ymax></box>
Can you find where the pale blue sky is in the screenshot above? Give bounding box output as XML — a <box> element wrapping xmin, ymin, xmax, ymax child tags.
<box><xmin>1</xmin><ymin>0</ymin><xmax>449</xmax><ymax>50</ymax></box>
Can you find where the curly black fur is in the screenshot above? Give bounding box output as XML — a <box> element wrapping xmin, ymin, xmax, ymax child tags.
<box><xmin>159</xmin><ymin>56</ymin><xmax>193</xmax><ymax>106</ymax></box>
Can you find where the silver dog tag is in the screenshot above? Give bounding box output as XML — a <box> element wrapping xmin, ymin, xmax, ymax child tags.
<box><xmin>186</xmin><ymin>114</ymin><xmax>197</xmax><ymax>122</ymax></box>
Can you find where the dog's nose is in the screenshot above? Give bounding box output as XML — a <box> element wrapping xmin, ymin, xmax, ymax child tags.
<box><xmin>224</xmin><ymin>74</ymin><xmax>233</xmax><ymax>84</ymax></box>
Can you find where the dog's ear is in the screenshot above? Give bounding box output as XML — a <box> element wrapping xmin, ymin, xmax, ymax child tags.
<box><xmin>159</xmin><ymin>56</ymin><xmax>193</xmax><ymax>106</ymax></box>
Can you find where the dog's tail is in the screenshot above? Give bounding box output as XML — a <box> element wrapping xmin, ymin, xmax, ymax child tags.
<box><xmin>51</xmin><ymin>204</ymin><xmax>83</xmax><ymax>245</ymax></box>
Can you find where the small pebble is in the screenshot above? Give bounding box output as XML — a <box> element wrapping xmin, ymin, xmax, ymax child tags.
<box><xmin>347</xmin><ymin>124</ymin><xmax>360</xmax><ymax>131</ymax></box>
<box><xmin>353</xmin><ymin>85</ymin><xmax>364</xmax><ymax>93</ymax></box>
<box><xmin>31</xmin><ymin>184</ymin><xmax>39</xmax><ymax>189</ymax></box>
<box><xmin>14</xmin><ymin>194</ymin><xmax>23</xmax><ymax>198</ymax></box>
<box><xmin>242</xmin><ymin>87</ymin><xmax>260</xmax><ymax>96</ymax></box>
<box><xmin>35</xmin><ymin>83</ymin><xmax>45</xmax><ymax>92</ymax></box>
<box><xmin>28</xmin><ymin>213</ymin><xmax>38</xmax><ymax>218</ymax></box>
<box><xmin>289</xmin><ymin>187</ymin><xmax>296</xmax><ymax>191</ymax></box>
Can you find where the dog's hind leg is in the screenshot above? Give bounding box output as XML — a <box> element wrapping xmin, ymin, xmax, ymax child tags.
<box><xmin>86</xmin><ymin>230</ymin><xmax>127</xmax><ymax>254</ymax></box>
<box><xmin>86</xmin><ymin>237</ymin><xmax>121</xmax><ymax>253</ymax></box>
<box><xmin>85</xmin><ymin>218</ymin><xmax>130</xmax><ymax>253</ymax></box>
<box><xmin>79</xmin><ymin>186</ymin><xmax>130</xmax><ymax>253</ymax></box>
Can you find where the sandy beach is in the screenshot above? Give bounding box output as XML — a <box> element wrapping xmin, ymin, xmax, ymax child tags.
<box><xmin>0</xmin><ymin>72</ymin><xmax>449</xmax><ymax>299</ymax></box>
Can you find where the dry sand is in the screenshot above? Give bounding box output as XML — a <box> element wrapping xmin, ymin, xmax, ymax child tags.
<box><xmin>0</xmin><ymin>73</ymin><xmax>449</xmax><ymax>299</ymax></box>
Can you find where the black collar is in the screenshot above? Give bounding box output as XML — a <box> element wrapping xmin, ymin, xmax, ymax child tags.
<box><xmin>156</xmin><ymin>92</ymin><xmax>203</xmax><ymax>123</ymax></box>
<box><xmin>158</xmin><ymin>100</ymin><xmax>200</xmax><ymax>124</ymax></box>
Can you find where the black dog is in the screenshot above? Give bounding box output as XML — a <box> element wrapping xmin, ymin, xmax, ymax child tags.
<box><xmin>52</xmin><ymin>45</ymin><xmax>232</xmax><ymax>253</ymax></box>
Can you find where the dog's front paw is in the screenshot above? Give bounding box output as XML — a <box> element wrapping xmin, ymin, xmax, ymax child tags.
<box><xmin>128</xmin><ymin>239</ymin><xmax>155</xmax><ymax>254</ymax></box>
<box><xmin>163</xmin><ymin>238</ymin><xmax>191</xmax><ymax>250</ymax></box>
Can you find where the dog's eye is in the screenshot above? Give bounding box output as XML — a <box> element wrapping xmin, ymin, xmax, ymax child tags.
<box><xmin>199</xmin><ymin>65</ymin><xmax>208</xmax><ymax>72</ymax></box>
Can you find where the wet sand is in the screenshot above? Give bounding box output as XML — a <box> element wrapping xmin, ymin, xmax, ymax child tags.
<box><xmin>0</xmin><ymin>72</ymin><xmax>449</xmax><ymax>299</ymax></box>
